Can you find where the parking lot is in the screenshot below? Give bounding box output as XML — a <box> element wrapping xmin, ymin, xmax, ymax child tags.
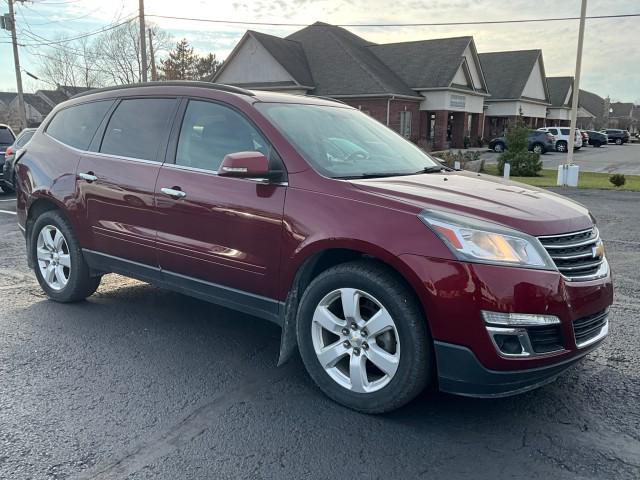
<box><xmin>483</xmin><ymin>142</ymin><xmax>640</xmax><ymax>175</ymax></box>
<box><xmin>0</xmin><ymin>188</ymin><xmax>639</xmax><ymax>480</ymax></box>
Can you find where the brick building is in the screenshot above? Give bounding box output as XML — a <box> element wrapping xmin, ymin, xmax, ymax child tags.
<box><xmin>213</xmin><ymin>22</ymin><xmax>489</xmax><ymax>150</ymax></box>
<box><xmin>479</xmin><ymin>50</ymin><xmax>551</xmax><ymax>138</ymax></box>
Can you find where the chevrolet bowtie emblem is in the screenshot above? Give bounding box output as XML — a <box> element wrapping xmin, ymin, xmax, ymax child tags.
<box><xmin>592</xmin><ymin>242</ymin><xmax>605</xmax><ymax>259</ymax></box>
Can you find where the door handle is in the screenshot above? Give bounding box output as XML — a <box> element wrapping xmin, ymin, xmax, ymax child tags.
<box><xmin>161</xmin><ymin>187</ymin><xmax>187</xmax><ymax>199</ymax></box>
<box><xmin>78</xmin><ymin>172</ymin><xmax>98</xmax><ymax>182</ymax></box>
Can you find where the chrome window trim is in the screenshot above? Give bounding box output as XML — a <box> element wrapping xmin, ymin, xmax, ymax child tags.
<box><xmin>161</xmin><ymin>162</ymin><xmax>288</xmax><ymax>186</ymax></box>
<box><xmin>44</xmin><ymin>133</ymin><xmax>160</xmax><ymax>165</ymax></box>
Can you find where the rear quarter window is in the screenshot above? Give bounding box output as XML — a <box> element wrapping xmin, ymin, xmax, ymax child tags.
<box><xmin>47</xmin><ymin>100</ymin><xmax>113</xmax><ymax>150</ymax></box>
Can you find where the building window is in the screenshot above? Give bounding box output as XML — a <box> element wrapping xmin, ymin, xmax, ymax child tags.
<box><xmin>450</xmin><ymin>94</ymin><xmax>466</xmax><ymax>109</ymax></box>
<box><xmin>399</xmin><ymin>111</ymin><xmax>412</xmax><ymax>138</ymax></box>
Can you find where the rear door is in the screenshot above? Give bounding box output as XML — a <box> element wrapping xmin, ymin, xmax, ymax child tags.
<box><xmin>153</xmin><ymin>98</ymin><xmax>287</xmax><ymax>304</ymax></box>
<box><xmin>76</xmin><ymin>97</ymin><xmax>178</xmax><ymax>266</ymax></box>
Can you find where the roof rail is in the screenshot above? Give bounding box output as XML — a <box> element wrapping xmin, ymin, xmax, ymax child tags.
<box><xmin>309</xmin><ymin>95</ymin><xmax>348</xmax><ymax>105</ymax></box>
<box><xmin>70</xmin><ymin>81</ymin><xmax>255</xmax><ymax>99</ymax></box>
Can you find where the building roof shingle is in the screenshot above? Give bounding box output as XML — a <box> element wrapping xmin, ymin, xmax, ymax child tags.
<box><xmin>479</xmin><ymin>50</ymin><xmax>543</xmax><ymax>100</ymax></box>
<box><xmin>578</xmin><ymin>89</ymin><xmax>605</xmax><ymax>118</ymax></box>
<box><xmin>23</xmin><ymin>93</ymin><xmax>54</xmax><ymax>116</ymax></box>
<box><xmin>610</xmin><ymin>102</ymin><xmax>634</xmax><ymax>118</ymax></box>
<box><xmin>37</xmin><ymin>88</ymin><xmax>70</xmax><ymax>106</ymax></box>
<box><xmin>547</xmin><ymin>76</ymin><xmax>573</xmax><ymax>107</ymax></box>
<box><xmin>286</xmin><ymin>22</ymin><xmax>418</xmax><ymax>97</ymax></box>
<box><xmin>247</xmin><ymin>30</ymin><xmax>314</xmax><ymax>87</ymax></box>
<box><xmin>367</xmin><ymin>36</ymin><xmax>474</xmax><ymax>90</ymax></box>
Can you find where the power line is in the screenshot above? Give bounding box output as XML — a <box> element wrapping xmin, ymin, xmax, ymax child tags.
<box><xmin>0</xmin><ymin>15</ymin><xmax>136</xmax><ymax>46</ymax></box>
<box><xmin>145</xmin><ymin>12</ymin><xmax>640</xmax><ymax>27</ymax></box>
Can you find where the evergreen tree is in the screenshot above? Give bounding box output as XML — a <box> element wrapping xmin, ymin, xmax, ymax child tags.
<box><xmin>159</xmin><ymin>39</ymin><xmax>198</xmax><ymax>80</ymax></box>
<box><xmin>195</xmin><ymin>53</ymin><xmax>222</xmax><ymax>81</ymax></box>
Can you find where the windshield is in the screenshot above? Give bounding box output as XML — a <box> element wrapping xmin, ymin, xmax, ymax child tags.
<box><xmin>255</xmin><ymin>103</ymin><xmax>440</xmax><ymax>178</ymax></box>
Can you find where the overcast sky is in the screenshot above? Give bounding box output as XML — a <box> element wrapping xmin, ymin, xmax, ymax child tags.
<box><xmin>1</xmin><ymin>0</ymin><xmax>638</xmax><ymax>103</ymax></box>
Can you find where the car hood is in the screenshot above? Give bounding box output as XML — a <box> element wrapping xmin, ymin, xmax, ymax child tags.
<box><xmin>350</xmin><ymin>171</ymin><xmax>592</xmax><ymax>236</ymax></box>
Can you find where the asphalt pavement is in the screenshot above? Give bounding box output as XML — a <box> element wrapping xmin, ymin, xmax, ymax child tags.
<box><xmin>0</xmin><ymin>188</ymin><xmax>638</xmax><ymax>480</ymax></box>
<box><xmin>482</xmin><ymin>141</ymin><xmax>640</xmax><ymax>175</ymax></box>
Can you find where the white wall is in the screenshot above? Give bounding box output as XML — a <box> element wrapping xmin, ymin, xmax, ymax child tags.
<box><xmin>547</xmin><ymin>107</ymin><xmax>570</xmax><ymax>121</ymax></box>
<box><xmin>419</xmin><ymin>90</ymin><xmax>484</xmax><ymax>113</ymax></box>
<box><xmin>216</xmin><ymin>35</ymin><xmax>295</xmax><ymax>85</ymax></box>
<box><xmin>522</xmin><ymin>58</ymin><xmax>546</xmax><ymax>100</ymax></box>
<box><xmin>463</xmin><ymin>45</ymin><xmax>483</xmax><ymax>90</ymax></box>
<box><xmin>485</xmin><ymin>100</ymin><xmax>547</xmax><ymax>118</ymax></box>
<box><xmin>452</xmin><ymin>65</ymin><xmax>469</xmax><ymax>87</ymax></box>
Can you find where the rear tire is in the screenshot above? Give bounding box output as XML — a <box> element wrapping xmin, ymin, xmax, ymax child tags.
<box><xmin>593</xmin><ymin>141</ymin><xmax>601</xmax><ymax>147</ymax></box>
<box><xmin>31</xmin><ymin>210</ymin><xmax>101</xmax><ymax>302</ymax></box>
<box><xmin>615</xmin><ymin>138</ymin><xmax>622</xmax><ymax>145</ymax></box>
<box><xmin>556</xmin><ymin>141</ymin><xmax>567</xmax><ymax>153</ymax></box>
<box><xmin>532</xmin><ymin>143</ymin><xmax>544</xmax><ymax>154</ymax></box>
<box><xmin>297</xmin><ymin>260</ymin><xmax>431</xmax><ymax>413</ymax></box>
<box><xmin>493</xmin><ymin>142</ymin><xmax>505</xmax><ymax>153</ymax></box>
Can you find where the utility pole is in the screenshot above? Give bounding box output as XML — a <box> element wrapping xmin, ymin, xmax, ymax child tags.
<box><xmin>559</xmin><ymin>0</ymin><xmax>587</xmax><ymax>186</ymax></box>
<box><xmin>148</xmin><ymin>28</ymin><xmax>157</xmax><ymax>81</ymax></box>
<box><xmin>7</xmin><ymin>0</ymin><xmax>27</xmax><ymax>131</ymax></box>
<box><xmin>139</xmin><ymin>0</ymin><xmax>148</xmax><ymax>82</ymax></box>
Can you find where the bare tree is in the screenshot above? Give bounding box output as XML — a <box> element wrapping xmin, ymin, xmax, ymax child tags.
<box><xmin>37</xmin><ymin>36</ymin><xmax>105</xmax><ymax>89</ymax></box>
<box><xmin>94</xmin><ymin>20</ymin><xmax>172</xmax><ymax>85</ymax></box>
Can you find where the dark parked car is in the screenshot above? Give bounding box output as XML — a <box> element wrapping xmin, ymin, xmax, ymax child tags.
<box><xmin>602</xmin><ymin>129</ymin><xmax>630</xmax><ymax>145</ymax></box>
<box><xmin>0</xmin><ymin>124</ymin><xmax>16</xmax><ymax>191</ymax></box>
<box><xmin>15</xmin><ymin>83</ymin><xmax>612</xmax><ymax>413</ymax></box>
<box><xmin>488</xmin><ymin>130</ymin><xmax>555</xmax><ymax>154</ymax></box>
<box><xmin>2</xmin><ymin>127</ymin><xmax>36</xmax><ymax>193</ymax></box>
<box><xmin>586</xmin><ymin>130</ymin><xmax>608</xmax><ymax>147</ymax></box>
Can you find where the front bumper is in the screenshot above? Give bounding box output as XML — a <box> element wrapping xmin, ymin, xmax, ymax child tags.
<box><xmin>434</xmin><ymin>338</ymin><xmax>602</xmax><ymax>397</ymax></box>
<box><xmin>399</xmin><ymin>254</ymin><xmax>613</xmax><ymax>393</ymax></box>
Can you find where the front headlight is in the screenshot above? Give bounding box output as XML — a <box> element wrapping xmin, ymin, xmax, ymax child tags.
<box><xmin>418</xmin><ymin>210</ymin><xmax>555</xmax><ymax>270</ymax></box>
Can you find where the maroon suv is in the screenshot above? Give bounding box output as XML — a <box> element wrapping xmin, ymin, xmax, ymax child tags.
<box><xmin>15</xmin><ymin>82</ymin><xmax>612</xmax><ymax>413</ymax></box>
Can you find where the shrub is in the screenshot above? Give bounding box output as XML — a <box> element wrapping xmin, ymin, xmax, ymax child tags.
<box><xmin>609</xmin><ymin>173</ymin><xmax>626</xmax><ymax>187</ymax></box>
<box><xmin>435</xmin><ymin>149</ymin><xmax>480</xmax><ymax>169</ymax></box>
<box><xmin>498</xmin><ymin>122</ymin><xmax>542</xmax><ymax>177</ymax></box>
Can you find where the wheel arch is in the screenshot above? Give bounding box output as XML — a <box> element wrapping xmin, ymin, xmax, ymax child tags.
<box><xmin>25</xmin><ymin>196</ymin><xmax>69</xmax><ymax>268</ymax></box>
<box><xmin>277</xmin><ymin>240</ymin><xmax>431</xmax><ymax>366</ymax></box>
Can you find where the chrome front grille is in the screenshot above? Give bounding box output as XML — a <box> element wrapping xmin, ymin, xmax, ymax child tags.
<box><xmin>573</xmin><ymin>309</ymin><xmax>609</xmax><ymax>347</ymax></box>
<box><xmin>538</xmin><ymin>227</ymin><xmax>607</xmax><ymax>281</ymax></box>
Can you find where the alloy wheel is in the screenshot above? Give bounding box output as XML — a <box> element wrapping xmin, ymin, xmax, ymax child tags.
<box><xmin>311</xmin><ymin>288</ymin><xmax>400</xmax><ymax>393</ymax></box>
<box><xmin>36</xmin><ymin>225</ymin><xmax>71</xmax><ymax>291</ymax></box>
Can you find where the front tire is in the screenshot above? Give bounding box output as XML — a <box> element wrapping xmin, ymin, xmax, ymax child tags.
<box><xmin>615</xmin><ymin>138</ymin><xmax>622</xmax><ymax>145</ymax></box>
<box><xmin>493</xmin><ymin>142</ymin><xmax>505</xmax><ymax>153</ymax></box>
<box><xmin>532</xmin><ymin>143</ymin><xmax>544</xmax><ymax>154</ymax></box>
<box><xmin>297</xmin><ymin>260</ymin><xmax>431</xmax><ymax>413</ymax></box>
<box><xmin>31</xmin><ymin>210</ymin><xmax>101</xmax><ymax>302</ymax></box>
<box><xmin>556</xmin><ymin>141</ymin><xmax>567</xmax><ymax>152</ymax></box>
<box><xmin>593</xmin><ymin>141</ymin><xmax>601</xmax><ymax>147</ymax></box>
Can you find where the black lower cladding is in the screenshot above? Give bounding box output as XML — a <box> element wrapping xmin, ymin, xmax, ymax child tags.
<box><xmin>434</xmin><ymin>341</ymin><xmax>596</xmax><ymax>397</ymax></box>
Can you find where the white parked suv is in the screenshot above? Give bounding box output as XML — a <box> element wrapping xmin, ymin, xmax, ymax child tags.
<box><xmin>537</xmin><ymin>127</ymin><xmax>582</xmax><ymax>152</ymax></box>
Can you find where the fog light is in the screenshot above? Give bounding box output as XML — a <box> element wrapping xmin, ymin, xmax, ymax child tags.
<box><xmin>494</xmin><ymin>334</ymin><xmax>524</xmax><ymax>355</ymax></box>
<box><xmin>482</xmin><ymin>311</ymin><xmax>560</xmax><ymax>326</ymax></box>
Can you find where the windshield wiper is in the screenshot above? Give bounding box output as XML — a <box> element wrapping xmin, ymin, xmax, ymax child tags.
<box><xmin>413</xmin><ymin>165</ymin><xmax>450</xmax><ymax>174</ymax></box>
<box><xmin>333</xmin><ymin>172</ymin><xmax>415</xmax><ymax>179</ymax></box>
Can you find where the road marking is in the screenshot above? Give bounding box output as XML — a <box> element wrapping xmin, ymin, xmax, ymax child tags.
<box><xmin>0</xmin><ymin>209</ymin><xmax>16</xmax><ymax>215</ymax></box>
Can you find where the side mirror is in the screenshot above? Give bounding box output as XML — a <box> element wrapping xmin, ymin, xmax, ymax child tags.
<box><xmin>218</xmin><ymin>151</ymin><xmax>271</xmax><ymax>179</ymax></box>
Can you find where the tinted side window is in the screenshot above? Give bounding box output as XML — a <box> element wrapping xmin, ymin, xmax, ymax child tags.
<box><xmin>100</xmin><ymin>98</ymin><xmax>175</xmax><ymax>161</ymax></box>
<box><xmin>548</xmin><ymin>128</ymin><xmax>558</xmax><ymax>135</ymax></box>
<box><xmin>16</xmin><ymin>130</ymin><xmax>35</xmax><ymax>148</ymax></box>
<box><xmin>560</xmin><ymin>128</ymin><xmax>570</xmax><ymax>135</ymax></box>
<box><xmin>47</xmin><ymin>101</ymin><xmax>112</xmax><ymax>150</ymax></box>
<box><xmin>175</xmin><ymin>100</ymin><xmax>278</xmax><ymax>172</ymax></box>
<box><xmin>0</xmin><ymin>127</ymin><xmax>15</xmax><ymax>144</ymax></box>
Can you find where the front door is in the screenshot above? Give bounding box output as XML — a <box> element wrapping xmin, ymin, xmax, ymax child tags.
<box><xmin>154</xmin><ymin>99</ymin><xmax>287</xmax><ymax>303</ymax></box>
<box><xmin>76</xmin><ymin>97</ymin><xmax>178</xmax><ymax>266</ymax></box>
